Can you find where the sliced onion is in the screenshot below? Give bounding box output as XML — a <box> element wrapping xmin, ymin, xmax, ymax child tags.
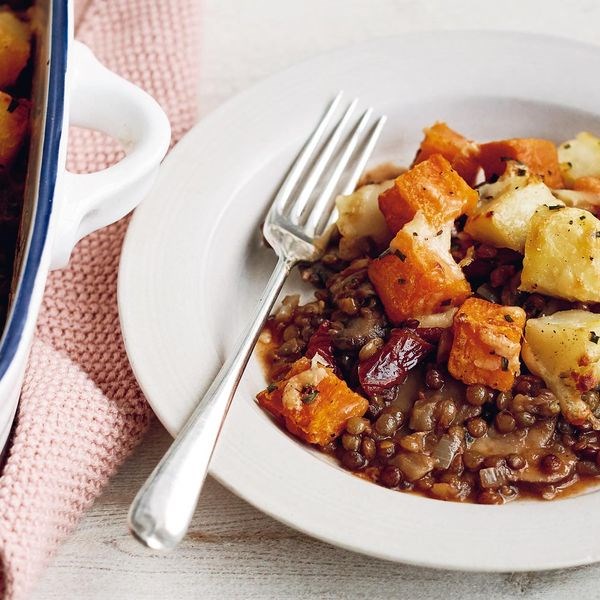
<box><xmin>479</xmin><ymin>466</ymin><xmax>508</xmax><ymax>489</ymax></box>
<box><xmin>433</xmin><ymin>434</ymin><xmax>461</xmax><ymax>469</ymax></box>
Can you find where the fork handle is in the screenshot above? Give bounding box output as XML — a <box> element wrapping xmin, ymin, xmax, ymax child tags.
<box><xmin>128</xmin><ymin>255</ymin><xmax>294</xmax><ymax>550</ymax></box>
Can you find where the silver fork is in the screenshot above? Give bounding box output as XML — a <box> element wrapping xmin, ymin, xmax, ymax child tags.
<box><xmin>128</xmin><ymin>92</ymin><xmax>386</xmax><ymax>550</ymax></box>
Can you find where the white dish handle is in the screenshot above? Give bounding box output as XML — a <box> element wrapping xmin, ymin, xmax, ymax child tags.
<box><xmin>50</xmin><ymin>41</ymin><xmax>171</xmax><ymax>269</ymax></box>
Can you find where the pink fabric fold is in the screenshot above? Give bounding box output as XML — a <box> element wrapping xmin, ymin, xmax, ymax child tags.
<box><xmin>0</xmin><ymin>1</ymin><xmax>200</xmax><ymax>598</ymax></box>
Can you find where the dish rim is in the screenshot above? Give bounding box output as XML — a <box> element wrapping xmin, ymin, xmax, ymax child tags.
<box><xmin>0</xmin><ymin>0</ymin><xmax>67</xmax><ymax>379</ymax></box>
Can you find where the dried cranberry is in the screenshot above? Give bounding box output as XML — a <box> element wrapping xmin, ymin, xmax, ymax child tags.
<box><xmin>415</xmin><ymin>327</ymin><xmax>445</xmax><ymax>344</ymax></box>
<box><xmin>358</xmin><ymin>328</ymin><xmax>433</xmax><ymax>398</ymax></box>
<box><xmin>305</xmin><ymin>321</ymin><xmax>335</xmax><ymax>367</ymax></box>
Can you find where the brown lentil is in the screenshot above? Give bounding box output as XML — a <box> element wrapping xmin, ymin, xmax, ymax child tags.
<box><xmin>346</xmin><ymin>416</ymin><xmax>368</xmax><ymax>436</ymax></box>
<box><xmin>507</xmin><ymin>454</ymin><xmax>526</xmax><ymax>470</ymax></box>
<box><xmin>495</xmin><ymin>411</ymin><xmax>516</xmax><ymax>434</ymax></box>
<box><xmin>496</xmin><ymin>391</ymin><xmax>511</xmax><ymax>411</ymax></box>
<box><xmin>466</xmin><ymin>384</ymin><xmax>489</xmax><ymax>407</ymax></box>
<box><xmin>341</xmin><ymin>433</ymin><xmax>361</xmax><ymax>452</ymax></box>
<box><xmin>477</xmin><ymin>490</ymin><xmax>503</xmax><ymax>505</ymax></box>
<box><xmin>361</xmin><ymin>437</ymin><xmax>376</xmax><ymax>461</ymax></box>
<box><xmin>466</xmin><ymin>417</ymin><xmax>488</xmax><ymax>438</ymax></box>
<box><xmin>515</xmin><ymin>410</ymin><xmax>536</xmax><ymax>428</ymax></box>
<box><xmin>414</xmin><ymin>474</ymin><xmax>434</xmax><ymax>491</ymax></box>
<box><xmin>379</xmin><ymin>465</ymin><xmax>403</xmax><ymax>488</ymax></box>
<box><xmin>463</xmin><ymin>450</ymin><xmax>484</xmax><ymax>471</ymax></box>
<box><xmin>437</xmin><ymin>399</ymin><xmax>457</xmax><ymax>429</ymax></box>
<box><xmin>341</xmin><ymin>450</ymin><xmax>366</xmax><ymax>471</ymax></box>
<box><xmin>377</xmin><ymin>439</ymin><xmax>396</xmax><ymax>459</ymax></box>
<box><xmin>375</xmin><ymin>413</ymin><xmax>398</xmax><ymax>437</ymax></box>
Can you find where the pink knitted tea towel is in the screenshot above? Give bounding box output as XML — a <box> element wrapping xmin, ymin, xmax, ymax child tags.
<box><xmin>0</xmin><ymin>0</ymin><xmax>200</xmax><ymax>598</ymax></box>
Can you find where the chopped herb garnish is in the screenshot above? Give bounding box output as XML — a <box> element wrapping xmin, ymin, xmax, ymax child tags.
<box><xmin>500</xmin><ymin>357</ymin><xmax>509</xmax><ymax>371</ymax></box>
<box><xmin>267</xmin><ymin>383</ymin><xmax>278</xmax><ymax>393</ymax></box>
<box><xmin>412</xmin><ymin>232</ymin><xmax>418</xmax><ymax>236</ymax></box>
<box><xmin>590</xmin><ymin>332</ymin><xmax>600</xmax><ymax>344</ymax></box>
<box><xmin>440</xmin><ymin>298</ymin><xmax>451</xmax><ymax>306</ymax></box>
<box><xmin>563</xmin><ymin>143</ymin><xmax>571</xmax><ymax>149</ymax></box>
<box><xmin>394</xmin><ymin>250</ymin><xmax>407</xmax><ymax>262</ymax></box>
<box><xmin>596</xmin><ymin>231</ymin><xmax>600</xmax><ymax>238</ymax></box>
<box><xmin>302</xmin><ymin>390</ymin><xmax>319</xmax><ymax>404</ymax></box>
<box><xmin>378</xmin><ymin>247</ymin><xmax>392</xmax><ymax>258</ymax></box>
<box><xmin>6</xmin><ymin>97</ymin><xmax>18</xmax><ymax>113</ymax></box>
<box><xmin>516</xmin><ymin>168</ymin><xmax>527</xmax><ymax>176</ymax></box>
<box><xmin>436</xmin><ymin>230</ymin><xmax>443</xmax><ymax>236</ymax></box>
<box><xmin>397</xmin><ymin>278</ymin><xmax>406</xmax><ymax>284</ymax></box>
<box><xmin>504</xmin><ymin>314</ymin><xmax>514</xmax><ymax>322</ymax></box>
<box><xmin>569</xmin><ymin>220</ymin><xmax>574</xmax><ymax>225</ymax></box>
<box><xmin>567</xmin><ymin>161</ymin><xmax>573</xmax><ymax>168</ymax></box>
<box><xmin>547</xmin><ymin>205</ymin><xmax>563</xmax><ymax>211</ymax></box>
<box><xmin>580</xmin><ymin>215</ymin><xmax>587</xmax><ymax>220</ymax></box>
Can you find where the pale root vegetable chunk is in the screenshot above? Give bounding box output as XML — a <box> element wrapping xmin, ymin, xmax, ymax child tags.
<box><xmin>0</xmin><ymin>11</ymin><xmax>30</xmax><ymax>88</ymax></box>
<box><xmin>558</xmin><ymin>132</ymin><xmax>600</xmax><ymax>187</ymax></box>
<box><xmin>464</xmin><ymin>163</ymin><xmax>562</xmax><ymax>252</ymax></box>
<box><xmin>448</xmin><ymin>298</ymin><xmax>526</xmax><ymax>392</ymax></box>
<box><xmin>335</xmin><ymin>180</ymin><xmax>394</xmax><ymax>244</ymax></box>
<box><xmin>367</xmin><ymin>211</ymin><xmax>471</xmax><ymax>323</ymax></box>
<box><xmin>520</xmin><ymin>205</ymin><xmax>600</xmax><ymax>302</ymax></box>
<box><xmin>522</xmin><ymin>310</ymin><xmax>600</xmax><ymax>427</ymax></box>
<box><xmin>0</xmin><ymin>92</ymin><xmax>29</xmax><ymax>166</ymax></box>
<box><xmin>553</xmin><ymin>188</ymin><xmax>600</xmax><ymax>215</ymax></box>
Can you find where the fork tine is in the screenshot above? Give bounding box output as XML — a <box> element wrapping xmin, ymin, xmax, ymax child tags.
<box><xmin>271</xmin><ymin>91</ymin><xmax>343</xmax><ymax>213</ymax></box>
<box><xmin>288</xmin><ymin>98</ymin><xmax>358</xmax><ymax>222</ymax></box>
<box><xmin>303</xmin><ymin>107</ymin><xmax>373</xmax><ymax>235</ymax></box>
<box><xmin>318</xmin><ymin>114</ymin><xmax>387</xmax><ymax>236</ymax></box>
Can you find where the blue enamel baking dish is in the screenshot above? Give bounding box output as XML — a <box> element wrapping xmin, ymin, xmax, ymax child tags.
<box><xmin>0</xmin><ymin>0</ymin><xmax>171</xmax><ymax>449</ymax></box>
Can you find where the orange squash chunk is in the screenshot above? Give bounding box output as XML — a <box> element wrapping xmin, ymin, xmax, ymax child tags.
<box><xmin>378</xmin><ymin>154</ymin><xmax>478</xmax><ymax>235</ymax></box>
<box><xmin>448</xmin><ymin>298</ymin><xmax>526</xmax><ymax>392</ymax></box>
<box><xmin>412</xmin><ymin>122</ymin><xmax>481</xmax><ymax>185</ymax></box>
<box><xmin>367</xmin><ymin>226</ymin><xmax>471</xmax><ymax>324</ymax></box>
<box><xmin>257</xmin><ymin>357</ymin><xmax>368</xmax><ymax>446</ymax></box>
<box><xmin>479</xmin><ymin>138</ymin><xmax>563</xmax><ymax>188</ymax></box>
<box><xmin>573</xmin><ymin>176</ymin><xmax>600</xmax><ymax>194</ymax></box>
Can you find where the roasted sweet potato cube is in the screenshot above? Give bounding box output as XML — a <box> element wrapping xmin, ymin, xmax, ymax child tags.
<box><xmin>412</xmin><ymin>122</ymin><xmax>481</xmax><ymax>185</ymax></box>
<box><xmin>257</xmin><ymin>357</ymin><xmax>368</xmax><ymax>446</ymax></box>
<box><xmin>367</xmin><ymin>217</ymin><xmax>471</xmax><ymax>324</ymax></box>
<box><xmin>448</xmin><ymin>298</ymin><xmax>526</xmax><ymax>391</ymax></box>
<box><xmin>0</xmin><ymin>12</ymin><xmax>30</xmax><ymax>89</ymax></box>
<box><xmin>378</xmin><ymin>154</ymin><xmax>478</xmax><ymax>235</ymax></box>
<box><xmin>479</xmin><ymin>138</ymin><xmax>563</xmax><ymax>188</ymax></box>
<box><xmin>573</xmin><ymin>176</ymin><xmax>600</xmax><ymax>194</ymax></box>
<box><xmin>0</xmin><ymin>92</ymin><xmax>29</xmax><ymax>166</ymax></box>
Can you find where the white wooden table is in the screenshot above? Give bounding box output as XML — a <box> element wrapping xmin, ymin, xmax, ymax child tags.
<box><xmin>33</xmin><ymin>0</ymin><xmax>600</xmax><ymax>597</ymax></box>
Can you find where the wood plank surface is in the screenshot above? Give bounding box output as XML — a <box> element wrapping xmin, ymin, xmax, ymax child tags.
<box><xmin>32</xmin><ymin>0</ymin><xmax>600</xmax><ymax>597</ymax></box>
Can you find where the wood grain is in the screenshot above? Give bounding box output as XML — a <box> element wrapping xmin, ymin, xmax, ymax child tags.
<box><xmin>32</xmin><ymin>0</ymin><xmax>600</xmax><ymax>597</ymax></box>
<box><xmin>30</xmin><ymin>421</ymin><xmax>600</xmax><ymax>600</ymax></box>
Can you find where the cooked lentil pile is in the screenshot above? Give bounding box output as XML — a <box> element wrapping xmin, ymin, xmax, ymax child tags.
<box><xmin>256</xmin><ymin>123</ymin><xmax>600</xmax><ymax>504</ymax></box>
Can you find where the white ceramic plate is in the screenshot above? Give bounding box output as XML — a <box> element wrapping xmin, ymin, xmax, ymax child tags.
<box><xmin>119</xmin><ymin>31</ymin><xmax>600</xmax><ymax>572</ymax></box>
